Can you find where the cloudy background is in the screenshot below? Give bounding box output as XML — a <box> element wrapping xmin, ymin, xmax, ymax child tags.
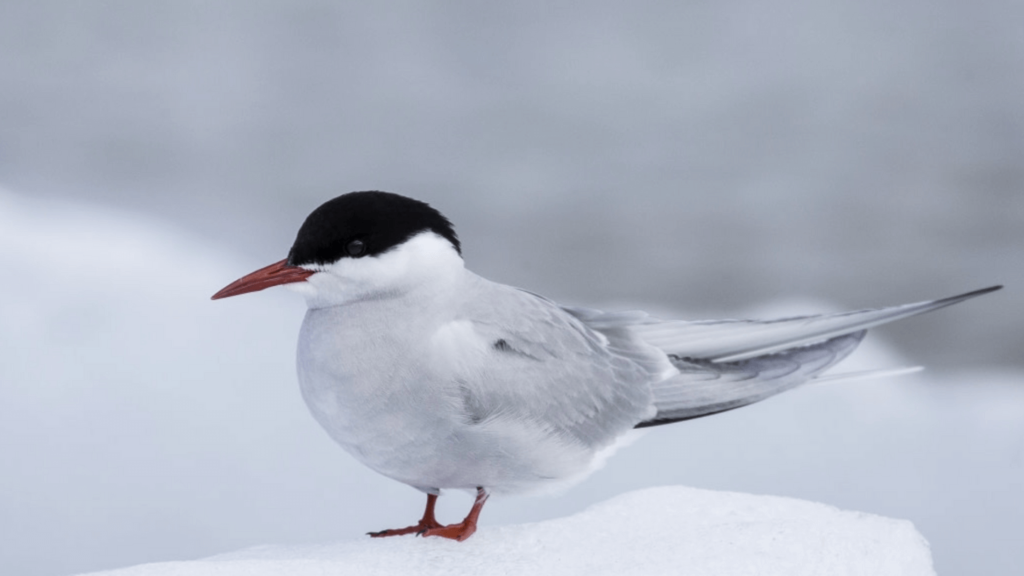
<box><xmin>1</xmin><ymin>2</ymin><xmax>1021</xmax><ymax>575</ymax></box>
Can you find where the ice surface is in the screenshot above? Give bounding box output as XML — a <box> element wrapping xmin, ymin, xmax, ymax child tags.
<box><xmin>79</xmin><ymin>486</ymin><xmax>935</xmax><ymax>576</ymax></box>
<box><xmin>1</xmin><ymin>189</ymin><xmax>1020</xmax><ymax>576</ymax></box>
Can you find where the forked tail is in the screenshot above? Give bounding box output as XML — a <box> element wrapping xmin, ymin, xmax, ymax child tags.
<box><xmin>631</xmin><ymin>285</ymin><xmax>1001</xmax><ymax>428</ymax></box>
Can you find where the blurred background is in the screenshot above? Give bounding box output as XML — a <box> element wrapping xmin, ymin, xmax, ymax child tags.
<box><xmin>0</xmin><ymin>1</ymin><xmax>1021</xmax><ymax>575</ymax></box>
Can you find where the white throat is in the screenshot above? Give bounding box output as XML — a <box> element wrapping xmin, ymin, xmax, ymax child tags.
<box><xmin>288</xmin><ymin>231</ymin><xmax>464</xmax><ymax>309</ymax></box>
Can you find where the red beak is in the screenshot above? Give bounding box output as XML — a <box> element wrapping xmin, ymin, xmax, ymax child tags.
<box><xmin>211</xmin><ymin>259</ymin><xmax>315</xmax><ymax>300</ymax></box>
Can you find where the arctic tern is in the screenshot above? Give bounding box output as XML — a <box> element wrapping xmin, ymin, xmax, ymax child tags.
<box><xmin>212</xmin><ymin>190</ymin><xmax>1000</xmax><ymax>541</ymax></box>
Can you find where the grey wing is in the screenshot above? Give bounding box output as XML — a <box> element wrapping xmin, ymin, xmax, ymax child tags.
<box><xmin>637</xmin><ymin>331</ymin><xmax>864</xmax><ymax>427</ymax></box>
<box><xmin>567</xmin><ymin>286</ymin><xmax>1000</xmax><ymax>428</ymax></box>
<box><xmin>455</xmin><ymin>279</ymin><xmax>662</xmax><ymax>449</ymax></box>
<box><xmin>628</xmin><ymin>286</ymin><xmax>1001</xmax><ymax>363</ymax></box>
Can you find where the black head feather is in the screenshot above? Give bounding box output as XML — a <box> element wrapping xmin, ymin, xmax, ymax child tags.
<box><xmin>287</xmin><ymin>191</ymin><xmax>461</xmax><ymax>266</ymax></box>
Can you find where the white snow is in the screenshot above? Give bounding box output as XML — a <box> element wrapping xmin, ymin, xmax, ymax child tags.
<box><xmin>1</xmin><ymin>189</ymin><xmax>1020</xmax><ymax>576</ymax></box>
<box><xmin>78</xmin><ymin>486</ymin><xmax>935</xmax><ymax>576</ymax></box>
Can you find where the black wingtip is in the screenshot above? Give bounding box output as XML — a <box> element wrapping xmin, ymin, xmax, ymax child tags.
<box><xmin>920</xmin><ymin>285</ymin><xmax>1003</xmax><ymax>314</ymax></box>
<box><xmin>972</xmin><ymin>284</ymin><xmax>1002</xmax><ymax>295</ymax></box>
<box><xmin>948</xmin><ymin>285</ymin><xmax>1003</xmax><ymax>301</ymax></box>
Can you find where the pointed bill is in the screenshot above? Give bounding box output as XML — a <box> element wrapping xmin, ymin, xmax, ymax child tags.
<box><xmin>211</xmin><ymin>259</ymin><xmax>314</xmax><ymax>300</ymax></box>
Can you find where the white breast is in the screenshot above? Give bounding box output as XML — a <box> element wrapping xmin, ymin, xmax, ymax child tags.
<box><xmin>292</xmin><ymin>233</ymin><xmax>648</xmax><ymax>492</ymax></box>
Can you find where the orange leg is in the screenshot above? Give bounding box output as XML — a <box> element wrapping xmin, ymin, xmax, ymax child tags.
<box><xmin>367</xmin><ymin>493</ymin><xmax>442</xmax><ymax>537</ymax></box>
<box><xmin>420</xmin><ymin>487</ymin><xmax>489</xmax><ymax>542</ymax></box>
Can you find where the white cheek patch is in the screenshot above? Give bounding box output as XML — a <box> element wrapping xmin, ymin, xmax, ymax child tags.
<box><xmin>327</xmin><ymin>251</ymin><xmax>408</xmax><ymax>287</ymax></box>
<box><xmin>295</xmin><ymin>232</ymin><xmax>464</xmax><ymax>308</ymax></box>
<box><xmin>284</xmin><ymin>279</ymin><xmax>319</xmax><ymax>297</ymax></box>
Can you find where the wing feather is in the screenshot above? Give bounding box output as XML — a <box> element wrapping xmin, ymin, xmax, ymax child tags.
<box><xmin>450</xmin><ymin>277</ymin><xmax>661</xmax><ymax>449</ymax></box>
<box><xmin>569</xmin><ymin>286</ymin><xmax>1000</xmax><ymax>428</ymax></box>
<box><xmin>629</xmin><ymin>286</ymin><xmax>1001</xmax><ymax>363</ymax></box>
<box><xmin>636</xmin><ymin>331</ymin><xmax>864</xmax><ymax>428</ymax></box>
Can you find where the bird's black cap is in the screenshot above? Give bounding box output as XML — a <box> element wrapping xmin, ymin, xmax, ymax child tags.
<box><xmin>287</xmin><ymin>191</ymin><xmax>461</xmax><ymax>266</ymax></box>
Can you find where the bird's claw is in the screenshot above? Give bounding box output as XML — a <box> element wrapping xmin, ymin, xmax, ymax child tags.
<box><xmin>419</xmin><ymin>521</ymin><xmax>477</xmax><ymax>541</ymax></box>
<box><xmin>368</xmin><ymin>520</ymin><xmax>443</xmax><ymax>538</ymax></box>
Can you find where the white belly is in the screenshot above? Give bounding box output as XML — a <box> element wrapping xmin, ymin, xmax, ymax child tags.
<box><xmin>296</xmin><ymin>305</ymin><xmax>597</xmax><ymax>493</ymax></box>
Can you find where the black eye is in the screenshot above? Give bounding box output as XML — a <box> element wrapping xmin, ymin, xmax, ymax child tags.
<box><xmin>345</xmin><ymin>238</ymin><xmax>366</xmax><ymax>257</ymax></box>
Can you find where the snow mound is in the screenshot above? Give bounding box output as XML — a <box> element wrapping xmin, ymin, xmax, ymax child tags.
<box><xmin>81</xmin><ymin>486</ymin><xmax>934</xmax><ymax>576</ymax></box>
